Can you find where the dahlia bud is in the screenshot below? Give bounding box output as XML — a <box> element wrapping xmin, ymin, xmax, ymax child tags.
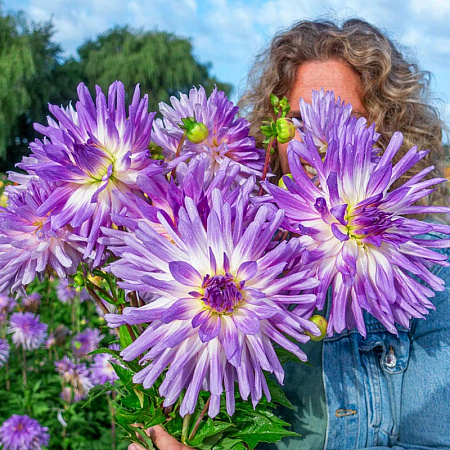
<box><xmin>275</xmin><ymin>118</ymin><xmax>295</xmax><ymax>144</ymax></box>
<box><xmin>306</xmin><ymin>315</ymin><xmax>328</xmax><ymax>342</ymax></box>
<box><xmin>180</xmin><ymin>117</ymin><xmax>209</xmax><ymax>144</ymax></box>
<box><xmin>278</xmin><ymin>173</ymin><xmax>293</xmax><ymax>190</ymax></box>
<box><xmin>73</xmin><ymin>274</ymin><xmax>84</xmax><ymax>287</ymax></box>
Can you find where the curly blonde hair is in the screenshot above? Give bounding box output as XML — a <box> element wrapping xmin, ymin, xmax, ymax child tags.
<box><xmin>239</xmin><ymin>19</ymin><xmax>447</xmax><ymax>206</ymax></box>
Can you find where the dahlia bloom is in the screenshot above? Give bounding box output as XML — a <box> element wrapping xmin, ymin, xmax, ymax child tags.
<box><xmin>19</xmin><ymin>81</ymin><xmax>162</xmax><ymax>266</ymax></box>
<box><xmin>266</xmin><ymin>91</ymin><xmax>450</xmax><ymax>336</ymax></box>
<box><xmin>0</xmin><ymin>415</ymin><xmax>49</xmax><ymax>450</ymax></box>
<box><xmin>71</xmin><ymin>328</ymin><xmax>103</xmax><ymax>359</ymax></box>
<box><xmin>8</xmin><ymin>312</ymin><xmax>47</xmax><ymax>350</ymax></box>
<box><xmin>55</xmin><ymin>356</ymin><xmax>93</xmax><ymax>403</ymax></box>
<box><xmin>152</xmin><ymin>86</ymin><xmax>265</xmax><ymax>185</ymax></box>
<box><xmin>0</xmin><ymin>338</ymin><xmax>10</xmax><ymax>368</ymax></box>
<box><xmin>294</xmin><ymin>89</ymin><xmax>381</xmax><ymax>178</ymax></box>
<box><xmin>105</xmin><ymin>189</ymin><xmax>319</xmax><ymax>417</ymax></box>
<box><xmin>90</xmin><ymin>343</ymin><xmax>120</xmax><ymax>385</ymax></box>
<box><xmin>0</xmin><ymin>180</ymin><xmax>85</xmax><ymax>295</ymax></box>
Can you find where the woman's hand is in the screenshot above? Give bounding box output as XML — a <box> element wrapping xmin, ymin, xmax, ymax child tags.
<box><xmin>128</xmin><ymin>425</ymin><xmax>191</xmax><ymax>450</ymax></box>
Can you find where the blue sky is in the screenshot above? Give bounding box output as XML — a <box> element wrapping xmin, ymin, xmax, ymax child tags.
<box><xmin>6</xmin><ymin>0</ymin><xmax>450</xmax><ymax>125</ymax></box>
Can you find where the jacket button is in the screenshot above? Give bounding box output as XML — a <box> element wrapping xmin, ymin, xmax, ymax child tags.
<box><xmin>384</xmin><ymin>345</ymin><xmax>397</xmax><ymax>369</ymax></box>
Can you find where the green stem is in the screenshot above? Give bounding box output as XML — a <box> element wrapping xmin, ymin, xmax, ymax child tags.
<box><xmin>22</xmin><ymin>346</ymin><xmax>27</xmax><ymax>388</ymax></box>
<box><xmin>181</xmin><ymin>413</ymin><xmax>191</xmax><ymax>444</ymax></box>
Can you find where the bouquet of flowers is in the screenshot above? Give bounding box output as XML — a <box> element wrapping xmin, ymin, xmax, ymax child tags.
<box><xmin>0</xmin><ymin>83</ymin><xmax>449</xmax><ymax>449</ymax></box>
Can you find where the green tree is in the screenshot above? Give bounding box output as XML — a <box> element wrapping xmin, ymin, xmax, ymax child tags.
<box><xmin>77</xmin><ymin>26</ymin><xmax>232</xmax><ymax>110</ymax></box>
<box><xmin>0</xmin><ymin>9</ymin><xmax>35</xmax><ymax>158</ymax></box>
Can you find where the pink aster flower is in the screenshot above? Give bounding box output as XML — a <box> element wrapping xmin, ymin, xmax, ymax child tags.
<box><xmin>19</xmin><ymin>81</ymin><xmax>162</xmax><ymax>266</ymax></box>
<box><xmin>104</xmin><ymin>189</ymin><xmax>320</xmax><ymax>418</ymax></box>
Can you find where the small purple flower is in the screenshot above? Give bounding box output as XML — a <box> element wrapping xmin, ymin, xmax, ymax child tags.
<box><xmin>8</xmin><ymin>312</ymin><xmax>47</xmax><ymax>350</ymax></box>
<box><xmin>152</xmin><ymin>86</ymin><xmax>265</xmax><ymax>186</ymax></box>
<box><xmin>266</xmin><ymin>90</ymin><xmax>450</xmax><ymax>337</ymax></box>
<box><xmin>19</xmin><ymin>81</ymin><xmax>162</xmax><ymax>266</ymax></box>
<box><xmin>0</xmin><ymin>338</ymin><xmax>10</xmax><ymax>368</ymax></box>
<box><xmin>0</xmin><ymin>294</ymin><xmax>15</xmax><ymax>314</ymax></box>
<box><xmin>55</xmin><ymin>356</ymin><xmax>93</xmax><ymax>403</ymax></box>
<box><xmin>0</xmin><ymin>180</ymin><xmax>85</xmax><ymax>295</ymax></box>
<box><xmin>21</xmin><ymin>293</ymin><xmax>41</xmax><ymax>313</ymax></box>
<box><xmin>56</xmin><ymin>278</ymin><xmax>77</xmax><ymax>303</ymax></box>
<box><xmin>0</xmin><ymin>415</ymin><xmax>49</xmax><ymax>450</ymax></box>
<box><xmin>56</xmin><ymin>278</ymin><xmax>89</xmax><ymax>303</ymax></box>
<box><xmin>90</xmin><ymin>344</ymin><xmax>120</xmax><ymax>385</ymax></box>
<box><xmin>71</xmin><ymin>328</ymin><xmax>103</xmax><ymax>359</ymax></box>
<box><xmin>104</xmin><ymin>188</ymin><xmax>320</xmax><ymax>418</ymax></box>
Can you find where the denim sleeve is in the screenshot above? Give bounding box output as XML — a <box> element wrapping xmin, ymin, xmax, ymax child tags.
<box><xmin>358</xmin><ymin>241</ymin><xmax>450</xmax><ymax>449</ymax></box>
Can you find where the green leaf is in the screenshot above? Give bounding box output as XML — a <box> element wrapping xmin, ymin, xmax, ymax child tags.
<box><xmin>119</xmin><ymin>325</ymin><xmax>133</xmax><ymax>349</ymax></box>
<box><xmin>143</xmin><ymin>407</ymin><xmax>167</xmax><ymax>428</ymax></box>
<box><xmin>89</xmin><ymin>347</ymin><xmax>121</xmax><ymax>358</ymax></box>
<box><xmin>82</xmin><ymin>383</ymin><xmax>113</xmax><ymax>408</ymax></box>
<box><xmin>110</xmin><ymin>361</ymin><xmax>134</xmax><ymax>385</ymax></box>
<box><xmin>265</xmin><ymin>377</ymin><xmax>295</xmax><ymax>410</ymax></box>
<box><xmin>187</xmin><ymin>417</ymin><xmax>234</xmax><ymax>447</ymax></box>
<box><xmin>230</xmin><ymin>408</ymin><xmax>299</xmax><ymax>449</ymax></box>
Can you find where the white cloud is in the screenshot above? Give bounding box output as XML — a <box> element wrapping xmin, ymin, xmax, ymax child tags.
<box><xmin>5</xmin><ymin>0</ymin><xmax>450</xmax><ymax>115</ymax></box>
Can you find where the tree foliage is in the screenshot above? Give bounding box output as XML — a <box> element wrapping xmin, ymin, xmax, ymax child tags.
<box><xmin>78</xmin><ymin>26</ymin><xmax>231</xmax><ymax>111</ymax></box>
<box><xmin>0</xmin><ymin>10</ymin><xmax>35</xmax><ymax>159</ymax></box>
<box><xmin>0</xmin><ymin>15</ymin><xmax>232</xmax><ymax>172</ymax></box>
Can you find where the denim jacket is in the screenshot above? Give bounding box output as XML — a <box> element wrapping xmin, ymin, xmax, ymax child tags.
<box><xmin>266</xmin><ymin>232</ymin><xmax>450</xmax><ymax>449</ymax></box>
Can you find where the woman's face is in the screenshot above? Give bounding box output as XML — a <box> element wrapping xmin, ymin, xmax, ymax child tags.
<box><xmin>278</xmin><ymin>59</ymin><xmax>367</xmax><ymax>174</ymax></box>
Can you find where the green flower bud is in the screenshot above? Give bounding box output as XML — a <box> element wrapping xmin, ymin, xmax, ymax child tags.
<box><xmin>73</xmin><ymin>274</ymin><xmax>84</xmax><ymax>287</ymax></box>
<box><xmin>180</xmin><ymin>117</ymin><xmax>209</xmax><ymax>144</ymax></box>
<box><xmin>306</xmin><ymin>315</ymin><xmax>328</xmax><ymax>342</ymax></box>
<box><xmin>270</xmin><ymin>94</ymin><xmax>280</xmax><ymax>108</ymax></box>
<box><xmin>279</xmin><ymin>97</ymin><xmax>291</xmax><ymax>115</ymax></box>
<box><xmin>275</xmin><ymin>118</ymin><xmax>295</xmax><ymax>144</ymax></box>
<box><xmin>278</xmin><ymin>173</ymin><xmax>293</xmax><ymax>190</ymax></box>
<box><xmin>149</xmin><ymin>142</ymin><xmax>165</xmax><ymax>160</ymax></box>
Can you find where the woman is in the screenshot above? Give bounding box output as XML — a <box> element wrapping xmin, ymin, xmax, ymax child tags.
<box><xmin>131</xmin><ymin>19</ymin><xmax>450</xmax><ymax>450</ymax></box>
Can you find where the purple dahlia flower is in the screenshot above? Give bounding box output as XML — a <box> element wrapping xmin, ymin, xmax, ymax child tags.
<box><xmin>0</xmin><ymin>180</ymin><xmax>85</xmax><ymax>295</ymax></box>
<box><xmin>152</xmin><ymin>86</ymin><xmax>265</xmax><ymax>185</ymax></box>
<box><xmin>55</xmin><ymin>356</ymin><xmax>93</xmax><ymax>403</ymax></box>
<box><xmin>0</xmin><ymin>338</ymin><xmax>10</xmax><ymax>368</ymax></box>
<box><xmin>8</xmin><ymin>312</ymin><xmax>47</xmax><ymax>350</ymax></box>
<box><xmin>266</xmin><ymin>91</ymin><xmax>450</xmax><ymax>337</ymax></box>
<box><xmin>90</xmin><ymin>343</ymin><xmax>120</xmax><ymax>385</ymax></box>
<box><xmin>104</xmin><ymin>189</ymin><xmax>319</xmax><ymax>417</ymax></box>
<box><xmin>19</xmin><ymin>81</ymin><xmax>162</xmax><ymax>266</ymax></box>
<box><xmin>0</xmin><ymin>415</ymin><xmax>49</xmax><ymax>450</ymax></box>
<box><xmin>71</xmin><ymin>328</ymin><xmax>103</xmax><ymax>359</ymax></box>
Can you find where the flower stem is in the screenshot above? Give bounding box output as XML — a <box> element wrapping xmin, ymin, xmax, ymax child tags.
<box><xmin>181</xmin><ymin>413</ymin><xmax>191</xmax><ymax>444</ymax></box>
<box><xmin>188</xmin><ymin>396</ymin><xmax>211</xmax><ymax>441</ymax></box>
<box><xmin>170</xmin><ymin>131</ymin><xmax>188</xmax><ymax>179</ymax></box>
<box><xmin>22</xmin><ymin>347</ymin><xmax>27</xmax><ymax>388</ymax></box>
<box><xmin>85</xmin><ymin>286</ymin><xmax>120</xmax><ymax>337</ymax></box>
